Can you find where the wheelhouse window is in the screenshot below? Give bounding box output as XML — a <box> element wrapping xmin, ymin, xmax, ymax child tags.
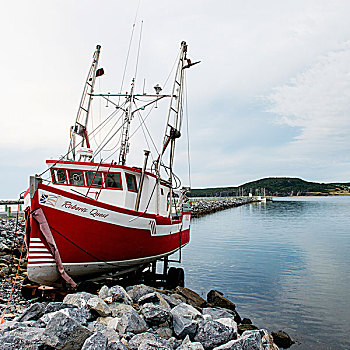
<box><xmin>86</xmin><ymin>171</ymin><xmax>103</xmax><ymax>187</ymax></box>
<box><xmin>104</xmin><ymin>173</ymin><xmax>122</xmax><ymax>189</ymax></box>
<box><xmin>126</xmin><ymin>173</ymin><xmax>137</xmax><ymax>192</ymax></box>
<box><xmin>51</xmin><ymin>168</ymin><xmax>67</xmax><ymax>184</ymax></box>
<box><xmin>68</xmin><ymin>170</ymin><xmax>84</xmax><ymax>186</ymax></box>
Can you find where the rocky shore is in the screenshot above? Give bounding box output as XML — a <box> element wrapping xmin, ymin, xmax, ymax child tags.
<box><xmin>191</xmin><ymin>198</ymin><xmax>258</xmax><ymax>218</ymax></box>
<box><xmin>0</xmin><ymin>282</ymin><xmax>295</xmax><ymax>349</ymax></box>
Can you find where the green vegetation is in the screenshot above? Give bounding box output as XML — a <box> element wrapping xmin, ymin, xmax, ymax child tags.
<box><xmin>188</xmin><ymin>177</ymin><xmax>350</xmax><ymax>197</ymax></box>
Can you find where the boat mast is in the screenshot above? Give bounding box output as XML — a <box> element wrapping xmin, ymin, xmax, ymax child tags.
<box><xmin>67</xmin><ymin>45</ymin><xmax>103</xmax><ymax>160</ymax></box>
<box><xmin>118</xmin><ymin>79</ymin><xmax>135</xmax><ymax>165</ymax></box>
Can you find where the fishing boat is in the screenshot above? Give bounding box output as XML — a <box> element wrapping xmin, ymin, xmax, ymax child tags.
<box><xmin>23</xmin><ymin>41</ymin><xmax>197</xmax><ymax>287</ymax></box>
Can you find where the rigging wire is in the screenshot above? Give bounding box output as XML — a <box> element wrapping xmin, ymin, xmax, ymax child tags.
<box><xmin>137</xmin><ymin>113</ymin><xmax>154</xmax><ymax>162</ymax></box>
<box><xmin>93</xmin><ymin>112</ymin><xmax>124</xmax><ymax>155</ymax></box>
<box><xmin>134</xmin><ymin>102</ymin><xmax>160</xmax><ymax>157</ymax></box>
<box><xmin>118</xmin><ymin>0</ymin><xmax>141</xmax><ymax>105</ymax></box>
<box><xmin>162</xmin><ymin>50</ymin><xmax>181</xmax><ymax>90</ymax></box>
<box><xmin>185</xmin><ymin>74</ymin><xmax>192</xmax><ymax>189</ymax></box>
<box><xmin>104</xmin><ymin>102</ymin><xmax>156</xmax><ymax>162</ymax></box>
<box><xmin>134</xmin><ymin>20</ymin><xmax>143</xmax><ymax>82</ymax></box>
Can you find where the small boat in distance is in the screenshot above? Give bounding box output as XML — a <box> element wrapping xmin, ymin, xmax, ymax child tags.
<box><xmin>24</xmin><ymin>42</ymin><xmax>197</xmax><ymax>287</ymax></box>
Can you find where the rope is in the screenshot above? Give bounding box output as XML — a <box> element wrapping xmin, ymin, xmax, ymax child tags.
<box><xmin>0</xmin><ymin>216</ymin><xmax>26</xmax><ymax>324</ymax></box>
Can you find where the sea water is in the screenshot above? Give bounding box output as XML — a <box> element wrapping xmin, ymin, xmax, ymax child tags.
<box><xmin>181</xmin><ymin>196</ymin><xmax>350</xmax><ymax>349</ymax></box>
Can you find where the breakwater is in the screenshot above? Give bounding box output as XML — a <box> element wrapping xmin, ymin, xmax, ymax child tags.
<box><xmin>0</xmin><ymin>280</ymin><xmax>294</xmax><ymax>349</ymax></box>
<box><xmin>191</xmin><ymin>198</ymin><xmax>258</xmax><ymax>218</ymax></box>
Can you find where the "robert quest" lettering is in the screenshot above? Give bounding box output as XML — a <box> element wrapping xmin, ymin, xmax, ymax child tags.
<box><xmin>62</xmin><ymin>201</ymin><xmax>109</xmax><ymax>218</ymax></box>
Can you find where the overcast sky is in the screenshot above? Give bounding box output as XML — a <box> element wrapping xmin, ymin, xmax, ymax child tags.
<box><xmin>1</xmin><ymin>0</ymin><xmax>350</xmax><ymax>198</ymax></box>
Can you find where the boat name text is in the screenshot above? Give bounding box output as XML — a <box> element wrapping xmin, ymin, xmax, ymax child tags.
<box><xmin>62</xmin><ymin>201</ymin><xmax>109</xmax><ymax>218</ymax></box>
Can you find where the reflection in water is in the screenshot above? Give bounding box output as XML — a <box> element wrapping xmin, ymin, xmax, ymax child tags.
<box><xmin>181</xmin><ymin>197</ymin><xmax>350</xmax><ymax>350</ymax></box>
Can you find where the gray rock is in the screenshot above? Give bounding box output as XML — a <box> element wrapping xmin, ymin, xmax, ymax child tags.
<box><xmin>178</xmin><ymin>335</ymin><xmax>205</xmax><ymax>350</ymax></box>
<box><xmin>99</xmin><ymin>285</ymin><xmax>110</xmax><ymax>300</ymax></box>
<box><xmin>0</xmin><ymin>325</ymin><xmax>45</xmax><ymax>350</ymax></box>
<box><xmin>107</xmin><ymin>317</ymin><xmax>121</xmax><ymax>330</ymax></box>
<box><xmin>63</xmin><ymin>292</ymin><xmax>95</xmax><ymax>308</ymax></box>
<box><xmin>109</xmin><ymin>285</ymin><xmax>132</xmax><ymax>304</ymax></box>
<box><xmin>127</xmin><ymin>284</ymin><xmax>155</xmax><ymax>303</ymax></box>
<box><xmin>41</xmin><ymin>312</ymin><xmax>93</xmax><ymax>349</ymax></box>
<box><xmin>139</xmin><ymin>292</ymin><xmax>171</xmax><ymax>310</ymax></box>
<box><xmin>194</xmin><ymin>320</ymin><xmax>235</xmax><ymax>349</ymax></box>
<box><xmin>203</xmin><ymin>307</ymin><xmax>241</xmax><ymax>325</ymax></box>
<box><xmin>216</xmin><ymin>318</ymin><xmax>238</xmax><ymax>338</ymax></box>
<box><xmin>102</xmin><ymin>327</ymin><xmax>120</xmax><ymax>344</ymax></box>
<box><xmin>97</xmin><ymin>316</ymin><xmax>114</xmax><ymax>326</ymax></box>
<box><xmin>87</xmin><ymin>296</ymin><xmax>111</xmax><ymax>317</ymax></box>
<box><xmin>141</xmin><ymin>302</ymin><xmax>172</xmax><ymax>326</ymax></box>
<box><xmin>0</xmin><ymin>320</ymin><xmax>28</xmax><ymax>333</ymax></box>
<box><xmin>116</xmin><ymin>308</ymin><xmax>147</xmax><ymax>335</ymax></box>
<box><xmin>40</xmin><ymin>307</ymin><xmax>92</xmax><ymax>326</ymax></box>
<box><xmin>213</xmin><ymin>329</ymin><xmax>279</xmax><ymax>350</ymax></box>
<box><xmin>129</xmin><ymin>332</ymin><xmax>173</xmax><ymax>350</ymax></box>
<box><xmin>109</xmin><ymin>303</ymin><xmax>135</xmax><ymax>317</ymax></box>
<box><xmin>31</xmin><ymin>319</ymin><xmax>46</xmax><ymax>328</ymax></box>
<box><xmin>0</xmin><ymin>333</ymin><xmax>39</xmax><ymax>350</ymax></box>
<box><xmin>44</xmin><ymin>302</ymin><xmax>77</xmax><ymax>314</ymax></box>
<box><xmin>171</xmin><ymin>302</ymin><xmax>202</xmax><ymax>339</ymax></box>
<box><xmin>138</xmin><ymin>292</ymin><xmax>162</xmax><ymax>305</ymax></box>
<box><xmin>203</xmin><ymin>308</ymin><xmax>233</xmax><ymax>320</ymax></box>
<box><xmin>155</xmin><ymin>326</ymin><xmax>173</xmax><ymax>339</ymax></box>
<box><xmin>17</xmin><ymin>302</ymin><xmax>46</xmax><ymax>322</ymax></box>
<box><xmin>82</xmin><ymin>331</ymin><xmax>108</xmax><ymax>350</ymax></box>
<box><xmin>162</xmin><ymin>294</ymin><xmax>182</xmax><ymax>308</ymax></box>
<box><xmin>87</xmin><ymin>320</ymin><xmax>107</xmax><ymax>333</ymax></box>
<box><xmin>107</xmin><ymin>339</ymin><xmax>128</xmax><ymax>350</ymax></box>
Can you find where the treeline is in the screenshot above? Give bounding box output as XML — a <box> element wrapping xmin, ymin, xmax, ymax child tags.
<box><xmin>188</xmin><ymin>177</ymin><xmax>350</xmax><ymax>197</ymax></box>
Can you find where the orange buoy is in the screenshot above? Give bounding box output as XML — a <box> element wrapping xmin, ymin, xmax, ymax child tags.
<box><xmin>0</xmin><ymin>318</ymin><xmax>6</xmax><ymax>325</ymax></box>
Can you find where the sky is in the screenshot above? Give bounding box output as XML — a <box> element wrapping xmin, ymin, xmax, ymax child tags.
<box><xmin>1</xmin><ymin>0</ymin><xmax>350</xmax><ymax>198</ymax></box>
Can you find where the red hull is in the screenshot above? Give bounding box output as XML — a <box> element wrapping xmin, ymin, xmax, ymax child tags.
<box><xmin>26</xmin><ymin>183</ymin><xmax>190</xmax><ymax>285</ymax></box>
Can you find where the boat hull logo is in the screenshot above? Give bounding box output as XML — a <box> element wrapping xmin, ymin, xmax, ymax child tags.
<box><xmin>39</xmin><ymin>194</ymin><xmax>58</xmax><ymax>207</ymax></box>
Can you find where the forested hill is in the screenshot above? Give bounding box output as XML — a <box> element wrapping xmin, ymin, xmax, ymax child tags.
<box><xmin>188</xmin><ymin>177</ymin><xmax>350</xmax><ymax>197</ymax></box>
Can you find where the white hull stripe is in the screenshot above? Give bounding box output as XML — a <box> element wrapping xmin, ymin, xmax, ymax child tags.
<box><xmin>29</xmin><ymin>252</ymin><xmax>52</xmax><ymax>258</ymax></box>
<box><xmin>37</xmin><ymin>188</ymin><xmax>190</xmax><ymax>235</ymax></box>
<box><xmin>30</xmin><ymin>243</ymin><xmax>45</xmax><ymax>247</ymax></box>
<box><xmin>30</xmin><ymin>238</ymin><xmax>42</xmax><ymax>242</ymax></box>
<box><xmin>28</xmin><ymin>258</ymin><xmax>55</xmax><ymax>262</ymax></box>
<box><xmin>29</xmin><ymin>248</ymin><xmax>50</xmax><ymax>252</ymax></box>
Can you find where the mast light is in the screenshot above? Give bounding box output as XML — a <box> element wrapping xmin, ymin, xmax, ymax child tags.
<box><xmin>154</xmin><ymin>84</ymin><xmax>162</xmax><ymax>95</ymax></box>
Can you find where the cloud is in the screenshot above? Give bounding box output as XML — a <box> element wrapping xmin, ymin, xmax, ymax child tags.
<box><xmin>268</xmin><ymin>42</ymin><xmax>350</xmax><ymax>163</ymax></box>
<box><xmin>2</xmin><ymin>0</ymin><xmax>350</xmax><ymax>198</ymax></box>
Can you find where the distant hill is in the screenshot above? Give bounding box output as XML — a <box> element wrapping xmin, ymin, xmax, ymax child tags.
<box><xmin>188</xmin><ymin>177</ymin><xmax>350</xmax><ymax>197</ymax></box>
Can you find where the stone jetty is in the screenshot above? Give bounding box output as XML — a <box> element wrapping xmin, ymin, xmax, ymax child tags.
<box><xmin>0</xmin><ymin>283</ymin><xmax>283</xmax><ymax>349</ymax></box>
<box><xmin>191</xmin><ymin>198</ymin><xmax>258</xmax><ymax>218</ymax></box>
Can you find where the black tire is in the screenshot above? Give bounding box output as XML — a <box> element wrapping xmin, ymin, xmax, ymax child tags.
<box><xmin>166</xmin><ymin>267</ymin><xmax>178</xmax><ymax>289</ymax></box>
<box><xmin>177</xmin><ymin>267</ymin><xmax>185</xmax><ymax>287</ymax></box>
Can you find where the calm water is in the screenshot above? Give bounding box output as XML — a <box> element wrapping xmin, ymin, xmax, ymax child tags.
<box><xmin>181</xmin><ymin>197</ymin><xmax>350</xmax><ymax>349</ymax></box>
